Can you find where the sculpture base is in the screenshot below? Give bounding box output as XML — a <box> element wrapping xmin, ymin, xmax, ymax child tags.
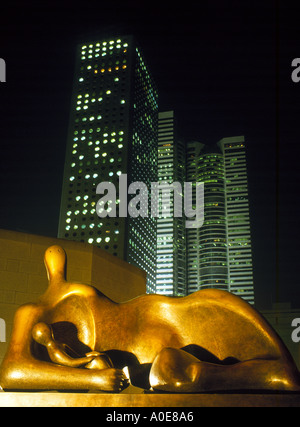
<box><xmin>0</xmin><ymin>389</ymin><xmax>299</xmax><ymax>407</ymax></box>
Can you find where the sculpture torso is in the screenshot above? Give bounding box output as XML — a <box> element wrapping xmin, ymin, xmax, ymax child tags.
<box><xmin>37</xmin><ymin>282</ymin><xmax>285</xmax><ymax>365</ymax></box>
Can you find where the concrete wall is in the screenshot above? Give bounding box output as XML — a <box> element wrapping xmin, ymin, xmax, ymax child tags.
<box><xmin>0</xmin><ymin>229</ymin><xmax>146</xmax><ymax>365</ymax></box>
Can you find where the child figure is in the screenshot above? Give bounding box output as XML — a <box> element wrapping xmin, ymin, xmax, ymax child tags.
<box><xmin>32</xmin><ymin>322</ymin><xmax>114</xmax><ymax>371</ymax></box>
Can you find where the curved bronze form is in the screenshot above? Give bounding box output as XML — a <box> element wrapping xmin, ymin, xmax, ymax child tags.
<box><xmin>0</xmin><ymin>245</ymin><xmax>299</xmax><ymax>393</ymax></box>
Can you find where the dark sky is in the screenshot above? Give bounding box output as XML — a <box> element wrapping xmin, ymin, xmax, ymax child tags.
<box><xmin>0</xmin><ymin>0</ymin><xmax>300</xmax><ymax>309</ymax></box>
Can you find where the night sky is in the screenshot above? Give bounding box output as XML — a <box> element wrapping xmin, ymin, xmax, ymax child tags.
<box><xmin>1</xmin><ymin>0</ymin><xmax>300</xmax><ymax>309</ymax></box>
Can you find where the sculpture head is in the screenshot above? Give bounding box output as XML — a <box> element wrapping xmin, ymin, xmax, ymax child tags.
<box><xmin>32</xmin><ymin>322</ymin><xmax>53</xmax><ymax>346</ymax></box>
<box><xmin>44</xmin><ymin>245</ymin><xmax>67</xmax><ymax>284</ymax></box>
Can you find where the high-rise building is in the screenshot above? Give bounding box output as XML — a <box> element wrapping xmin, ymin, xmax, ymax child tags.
<box><xmin>186</xmin><ymin>141</ymin><xmax>204</xmax><ymax>294</ymax></box>
<box><xmin>186</xmin><ymin>136</ymin><xmax>254</xmax><ymax>304</ymax></box>
<box><xmin>218</xmin><ymin>136</ymin><xmax>254</xmax><ymax>304</ymax></box>
<box><xmin>186</xmin><ymin>142</ymin><xmax>228</xmax><ymax>295</ymax></box>
<box><xmin>155</xmin><ymin>111</ymin><xmax>186</xmax><ymax>296</ymax></box>
<box><xmin>58</xmin><ymin>35</ymin><xmax>158</xmax><ymax>292</ymax></box>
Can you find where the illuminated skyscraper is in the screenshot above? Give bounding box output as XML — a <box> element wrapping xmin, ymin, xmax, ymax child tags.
<box><xmin>218</xmin><ymin>136</ymin><xmax>254</xmax><ymax>304</ymax></box>
<box><xmin>186</xmin><ymin>136</ymin><xmax>254</xmax><ymax>304</ymax></box>
<box><xmin>186</xmin><ymin>142</ymin><xmax>228</xmax><ymax>295</ymax></box>
<box><xmin>155</xmin><ymin>111</ymin><xmax>186</xmax><ymax>295</ymax></box>
<box><xmin>58</xmin><ymin>35</ymin><xmax>158</xmax><ymax>292</ymax></box>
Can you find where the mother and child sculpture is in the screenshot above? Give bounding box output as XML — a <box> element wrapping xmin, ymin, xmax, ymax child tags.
<box><xmin>0</xmin><ymin>245</ymin><xmax>299</xmax><ymax>393</ymax></box>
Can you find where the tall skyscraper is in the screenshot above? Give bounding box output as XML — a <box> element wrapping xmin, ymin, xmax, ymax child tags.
<box><xmin>218</xmin><ymin>136</ymin><xmax>254</xmax><ymax>304</ymax></box>
<box><xmin>186</xmin><ymin>141</ymin><xmax>228</xmax><ymax>295</ymax></box>
<box><xmin>155</xmin><ymin>111</ymin><xmax>186</xmax><ymax>296</ymax></box>
<box><xmin>186</xmin><ymin>136</ymin><xmax>254</xmax><ymax>305</ymax></box>
<box><xmin>58</xmin><ymin>35</ymin><xmax>159</xmax><ymax>292</ymax></box>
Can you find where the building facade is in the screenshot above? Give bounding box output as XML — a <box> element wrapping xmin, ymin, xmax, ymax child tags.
<box><xmin>58</xmin><ymin>35</ymin><xmax>158</xmax><ymax>292</ymax></box>
<box><xmin>155</xmin><ymin>111</ymin><xmax>186</xmax><ymax>296</ymax></box>
<box><xmin>218</xmin><ymin>136</ymin><xmax>254</xmax><ymax>304</ymax></box>
<box><xmin>186</xmin><ymin>136</ymin><xmax>254</xmax><ymax>304</ymax></box>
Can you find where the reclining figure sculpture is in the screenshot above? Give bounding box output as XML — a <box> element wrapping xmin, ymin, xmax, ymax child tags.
<box><xmin>0</xmin><ymin>245</ymin><xmax>300</xmax><ymax>393</ymax></box>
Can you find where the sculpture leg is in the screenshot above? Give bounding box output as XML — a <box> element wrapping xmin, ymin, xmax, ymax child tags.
<box><xmin>149</xmin><ymin>347</ymin><xmax>300</xmax><ymax>393</ymax></box>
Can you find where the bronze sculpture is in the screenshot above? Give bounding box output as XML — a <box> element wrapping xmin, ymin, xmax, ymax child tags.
<box><xmin>0</xmin><ymin>245</ymin><xmax>299</xmax><ymax>393</ymax></box>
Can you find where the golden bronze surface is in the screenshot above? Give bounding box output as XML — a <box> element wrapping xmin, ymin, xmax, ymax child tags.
<box><xmin>0</xmin><ymin>245</ymin><xmax>299</xmax><ymax>393</ymax></box>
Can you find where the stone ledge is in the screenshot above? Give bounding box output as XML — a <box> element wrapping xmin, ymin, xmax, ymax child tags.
<box><xmin>0</xmin><ymin>391</ymin><xmax>299</xmax><ymax>407</ymax></box>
